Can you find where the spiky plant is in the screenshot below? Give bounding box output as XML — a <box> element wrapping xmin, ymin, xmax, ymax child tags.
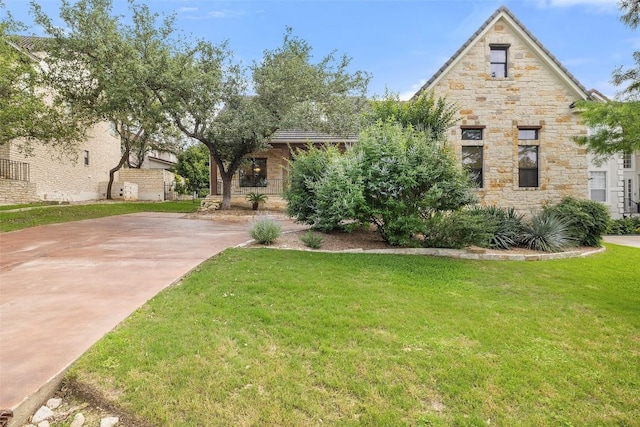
<box><xmin>520</xmin><ymin>212</ymin><xmax>573</xmax><ymax>252</ymax></box>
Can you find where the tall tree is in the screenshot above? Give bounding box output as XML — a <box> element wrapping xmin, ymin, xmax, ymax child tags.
<box><xmin>0</xmin><ymin>1</ymin><xmax>91</xmax><ymax>153</ymax></box>
<box><xmin>574</xmin><ymin>0</ymin><xmax>640</xmax><ymax>154</ymax></box>
<box><xmin>174</xmin><ymin>143</ymin><xmax>210</xmax><ymax>195</ymax></box>
<box><xmin>32</xmin><ymin>0</ymin><xmax>181</xmax><ymax>198</ymax></box>
<box><xmin>153</xmin><ymin>29</ymin><xmax>370</xmax><ymax>209</ymax></box>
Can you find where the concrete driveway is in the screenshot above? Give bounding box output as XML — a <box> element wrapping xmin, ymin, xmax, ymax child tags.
<box><xmin>0</xmin><ymin>212</ymin><xmax>302</xmax><ymax>426</ymax></box>
<box><xmin>603</xmin><ymin>235</ymin><xmax>640</xmax><ymax>248</ymax></box>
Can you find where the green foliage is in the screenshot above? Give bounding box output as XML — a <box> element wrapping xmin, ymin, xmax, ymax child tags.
<box><xmin>246</xmin><ymin>192</ymin><xmax>267</xmax><ymax>203</ymax></box>
<box><xmin>544</xmin><ymin>197</ymin><xmax>611</xmax><ymax>247</ymax></box>
<box><xmin>300</xmin><ymin>230</ymin><xmax>324</xmax><ymax>249</ymax></box>
<box><xmin>174</xmin><ymin>144</ymin><xmax>210</xmax><ymax>194</ymax></box>
<box><xmin>156</xmin><ymin>27</ymin><xmax>370</xmax><ymax>209</ymax></box>
<box><xmin>0</xmin><ymin>6</ymin><xmax>91</xmax><ymax>151</ymax></box>
<box><xmin>520</xmin><ymin>211</ymin><xmax>574</xmax><ymax>252</ymax></box>
<box><xmin>422</xmin><ymin>209</ymin><xmax>496</xmax><ymax>249</ymax></box>
<box><xmin>573</xmin><ymin>101</ymin><xmax>640</xmax><ymax>154</ymax></box>
<box><xmin>249</xmin><ymin>217</ymin><xmax>282</xmax><ymax>245</ymax></box>
<box><xmin>365</xmin><ymin>90</ymin><xmax>458</xmax><ymax>137</ymax></box>
<box><xmin>352</xmin><ymin>122</ymin><xmax>476</xmax><ymax>245</ymax></box>
<box><xmin>472</xmin><ymin>206</ymin><xmax>525</xmax><ymax>249</ymax></box>
<box><xmin>283</xmin><ymin>144</ymin><xmax>341</xmax><ymax>224</ymax></box>
<box><xmin>608</xmin><ymin>216</ymin><xmax>640</xmax><ymax>235</ymax></box>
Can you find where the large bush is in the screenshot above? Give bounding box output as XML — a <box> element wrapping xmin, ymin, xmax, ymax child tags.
<box><xmin>608</xmin><ymin>216</ymin><xmax>640</xmax><ymax>235</ymax></box>
<box><xmin>284</xmin><ymin>144</ymin><xmax>341</xmax><ymax>225</ymax></box>
<box><xmin>422</xmin><ymin>209</ymin><xmax>496</xmax><ymax>249</ymax></box>
<box><xmin>544</xmin><ymin>197</ymin><xmax>611</xmax><ymax>246</ymax></box>
<box><xmin>351</xmin><ymin>122</ymin><xmax>476</xmax><ymax>245</ymax></box>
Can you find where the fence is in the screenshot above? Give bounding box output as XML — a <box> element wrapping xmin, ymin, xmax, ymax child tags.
<box><xmin>217</xmin><ymin>178</ymin><xmax>285</xmax><ymax>195</ymax></box>
<box><xmin>0</xmin><ymin>159</ymin><xmax>30</xmax><ymax>181</ymax></box>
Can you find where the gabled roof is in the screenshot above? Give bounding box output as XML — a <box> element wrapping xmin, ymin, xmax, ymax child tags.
<box><xmin>414</xmin><ymin>5</ymin><xmax>590</xmax><ymax>100</ymax></box>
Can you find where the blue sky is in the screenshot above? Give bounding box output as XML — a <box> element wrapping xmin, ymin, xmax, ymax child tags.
<box><xmin>5</xmin><ymin>0</ymin><xmax>637</xmax><ymax>99</ymax></box>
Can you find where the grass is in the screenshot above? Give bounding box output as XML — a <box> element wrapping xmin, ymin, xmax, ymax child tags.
<box><xmin>0</xmin><ymin>201</ymin><xmax>200</xmax><ymax>232</ymax></box>
<box><xmin>67</xmin><ymin>245</ymin><xmax>640</xmax><ymax>426</ymax></box>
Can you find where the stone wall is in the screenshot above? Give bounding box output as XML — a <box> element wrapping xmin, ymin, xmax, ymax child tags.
<box><xmin>117</xmin><ymin>168</ymin><xmax>174</xmax><ymax>201</ymax></box>
<box><xmin>2</xmin><ymin>122</ymin><xmax>121</xmax><ymax>203</ymax></box>
<box><xmin>0</xmin><ymin>179</ymin><xmax>38</xmax><ymax>205</ymax></box>
<box><xmin>429</xmin><ymin>16</ymin><xmax>589</xmax><ymax>214</ymax></box>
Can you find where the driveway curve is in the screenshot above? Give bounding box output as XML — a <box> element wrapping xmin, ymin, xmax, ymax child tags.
<box><xmin>0</xmin><ymin>212</ymin><xmax>303</xmax><ymax>426</ymax></box>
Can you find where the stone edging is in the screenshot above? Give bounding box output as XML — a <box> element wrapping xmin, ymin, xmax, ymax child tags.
<box><xmin>238</xmin><ymin>238</ymin><xmax>606</xmax><ymax>261</ymax></box>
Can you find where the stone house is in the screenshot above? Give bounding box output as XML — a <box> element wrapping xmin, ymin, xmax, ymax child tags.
<box><xmin>209</xmin><ymin>130</ymin><xmax>354</xmax><ymax>198</ymax></box>
<box><xmin>414</xmin><ymin>5</ymin><xmax>593</xmax><ymax>214</ymax></box>
<box><xmin>0</xmin><ymin>36</ymin><xmax>121</xmax><ymax>205</ymax></box>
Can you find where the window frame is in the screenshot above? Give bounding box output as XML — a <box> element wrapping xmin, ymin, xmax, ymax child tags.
<box><xmin>589</xmin><ymin>171</ymin><xmax>607</xmax><ymax>202</ymax></box>
<box><xmin>83</xmin><ymin>150</ymin><xmax>90</xmax><ymax>166</ymax></box>
<box><xmin>239</xmin><ymin>157</ymin><xmax>267</xmax><ymax>188</ymax></box>
<box><xmin>462</xmin><ymin>146</ymin><xmax>484</xmax><ymax>188</ymax></box>
<box><xmin>622</xmin><ymin>151</ymin><xmax>632</xmax><ymax>169</ymax></box>
<box><xmin>518</xmin><ymin>145</ymin><xmax>539</xmax><ymax>188</ymax></box>
<box><xmin>490</xmin><ymin>44</ymin><xmax>509</xmax><ymax>78</ymax></box>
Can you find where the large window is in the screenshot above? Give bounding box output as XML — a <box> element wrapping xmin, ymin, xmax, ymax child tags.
<box><xmin>589</xmin><ymin>171</ymin><xmax>606</xmax><ymax>202</ymax></box>
<box><xmin>239</xmin><ymin>158</ymin><xmax>267</xmax><ymax>187</ymax></box>
<box><xmin>518</xmin><ymin>146</ymin><xmax>538</xmax><ymax>188</ymax></box>
<box><xmin>462</xmin><ymin>146</ymin><xmax>483</xmax><ymax>188</ymax></box>
<box><xmin>623</xmin><ymin>151</ymin><xmax>632</xmax><ymax>169</ymax></box>
<box><xmin>490</xmin><ymin>45</ymin><xmax>508</xmax><ymax>78</ymax></box>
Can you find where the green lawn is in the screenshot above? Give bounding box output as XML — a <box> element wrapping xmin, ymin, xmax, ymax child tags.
<box><xmin>0</xmin><ymin>201</ymin><xmax>199</xmax><ymax>232</ymax></box>
<box><xmin>67</xmin><ymin>245</ymin><xmax>640</xmax><ymax>426</ymax></box>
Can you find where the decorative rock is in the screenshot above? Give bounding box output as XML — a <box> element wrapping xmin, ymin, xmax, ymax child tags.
<box><xmin>100</xmin><ymin>416</ymin><xmax>119</xmax><ymax>427</ymax></box>
<box><xmin>70</xmin><ymin>413</ymin><xmax>86</xmax><ymax>427</ymax></box>
<box><xmin>37</xmin><ymin>421</ymin><xmax>50</xmax><ymax>427</ymax></box>
<box><xmin>46</xmin><ymin>398</ymin><xmax>62</xmax><ymax>410</ymax></box>
<box><xmin>31</xmin><ymin>406</ymin><xmax>54</xmax><ymax>423</ymax></box>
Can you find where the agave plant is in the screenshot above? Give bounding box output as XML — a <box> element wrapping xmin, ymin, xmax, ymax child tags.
<box><xmin>520</xmin><ymin>211</ymin><xmax>573</xmax><ymax>252</ymax></box>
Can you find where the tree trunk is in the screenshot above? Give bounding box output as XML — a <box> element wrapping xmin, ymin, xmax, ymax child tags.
<box><xmin>106</xmin><ymin>147</ymin><xmax>130</xmax><ymax>200</ymax></box>
<box><xmin>220</xmin><ymin>173</ymin><xmax>233</xmax><ymax>210</ymax></box>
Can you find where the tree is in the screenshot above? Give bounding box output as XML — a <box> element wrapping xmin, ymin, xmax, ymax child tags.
<box><xmin>174</xmin><ymin>143</ymin><xmax>210</xmax><ymax>195</ymax></box>
<box><xmin>574</xmin><ymin>1</ymin><xmax>640</xmax><ymax>154</ymax></box>
<box><xmin>32</xmin><ymin>0</ymin><xmax>181</xmax><ymax>198</ymax></box>
<box><xmin>153</xmin><ymin>29</ymin><xmax>370</xmax><ymax>209</ymax></box>
<box><xmin>0</xmin><ymin>1</ymin><xmax>91</xmax><ymax>153</ymax></box>
<box><xmin>364</xmin><ymin>89</ymin><xmax>458</xmax><ymax>136</ymax></box>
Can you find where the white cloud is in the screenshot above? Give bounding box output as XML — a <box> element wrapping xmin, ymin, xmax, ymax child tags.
<box><xmin>207</xmin><ymin>9</ymin><xmax>246</xmax><ymax>19</ymax></box>
<box><xmin>177</xmin><ymin>7</ymin><xmax>198</xmax><ymax>13</ymax></box>
<box><xmin>533</xmin><ymin>0</ymin><xmax>618</xmax><ymax>7</ymax></box>
<box><xmin>399</xmin><ymin>79</ymin><xmax>427</xmax><ymax>101</ymax></box>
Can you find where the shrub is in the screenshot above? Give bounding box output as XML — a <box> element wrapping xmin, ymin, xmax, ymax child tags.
<box><xmin>608</xmin><ymin>217</ymin><xmax>640</xmax><ymax>235</ymax></box>
<box><xmin>472</xmin><ymin>206</ymin><xmax>525</xmax><ymax>250</ymax></box>
<box><xmin>422</xmin><ymin>209</ymin><xmax>496</xmax><ymax>249</ymax></box>
<box><xmin>544</xmin><ymin>197</ymin><xmax>610</xmax><ymax>247</ymax></box>
<box><xmin>520</xmin><ymin>212</ymin><xmax>573</xmax><ymax>252</ymax></box>
<box><xmin>249</xmin><ymin>217</ymin><xmax>282</xmax><ymax>245</ymax></box>
<box><xmin>352</xmin><ymin>122</ymin><xmax>476</xmax><ymax>245</ymax></box>
<box><xmin>300</xmin><ymin>230</ymin><xmax>324</xmax><ymax>249</ymax></box>
<box><xmin>284</xmin><ymin>144</ymin><xmax>341</xmax><ymax>225</ymax></box>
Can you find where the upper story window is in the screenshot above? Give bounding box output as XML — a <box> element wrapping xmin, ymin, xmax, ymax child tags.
<box><xmin>490</xmin><ymin>45</ymin><xmax>509</xmax><ymax>78</ymax></box>
<box><xmin>622</xmin><ymin>151</ymin><xmax>632</xmax><ymax>169</ymax></box>
<box><xmin>518</xmin><ymin>128</ymin><xmax>539</xmax><ymax>140</ymax></box>
<box><xmin>589</xmin><ymin>171</ymin><xmax>607</xmax><ymax>202</ymax></box>
<box><xmin>461</xmin><ymin>128</ymin><xmax>483</xmax><ymax>141</ymax></box>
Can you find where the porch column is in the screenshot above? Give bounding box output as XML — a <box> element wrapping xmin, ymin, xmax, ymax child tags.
<box><xmin>210</xmin><ymin>154</ymin><xmax>218</xmax><ymax>196</ymax></box>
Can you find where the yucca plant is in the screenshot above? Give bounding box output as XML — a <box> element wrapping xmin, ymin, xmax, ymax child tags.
<box><xmin>519</xmin><ymin>211</ymin><xmax>573</xmax><ymax>252</ymax></box>
<box><xmin>472</xmin><ymin>206</ymin><xmax>524</xmax><ymax>250</ymax></box>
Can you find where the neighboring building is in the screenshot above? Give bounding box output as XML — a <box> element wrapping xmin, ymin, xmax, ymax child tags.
<box><xmin>0</xmin><ymin>36</ymin><xmax>121</xmax><ymax>205</ymax></box>
<box><xmin>414</xmin><ymin>6</ymin><xmax>592</xmax><ymax>214</ymax></box>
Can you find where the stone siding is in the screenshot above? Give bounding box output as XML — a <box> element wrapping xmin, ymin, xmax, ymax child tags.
<box><xmin>0</xmin><ymin>179</ymin><xmax>38</xmax><ymax>205</ymax></box>
<box><xmin>429</xmin><ymin>16</ymin><xmax>588</xmax><ymax>213</ymax></box>
<box><xmin>117</xmin><ymin>168</ymin><xmax>174</xmax><ymax>201</ymax></box>
<box><xmin>1</xmin><ymin>122</ymin><xmax>121</xmax><ymax>203</ymax></box>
